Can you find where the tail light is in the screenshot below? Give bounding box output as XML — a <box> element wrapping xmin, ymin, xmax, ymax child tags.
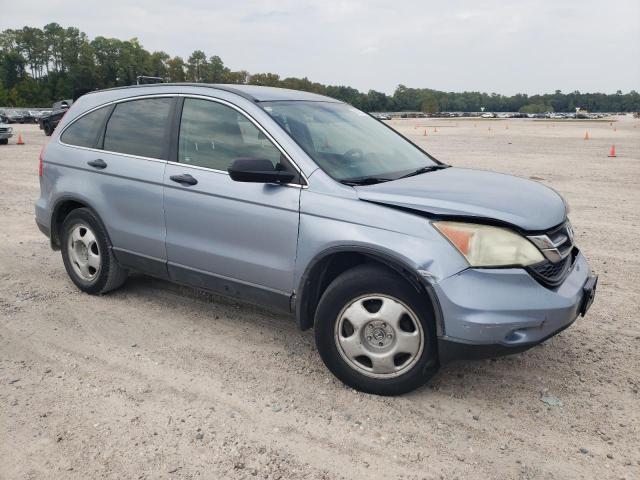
<box><xmin>38</xmin><ymin>146</ymin><xmax>44</xmax><ymax>177</ymax></box>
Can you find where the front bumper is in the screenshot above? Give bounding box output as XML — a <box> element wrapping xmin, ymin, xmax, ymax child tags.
<box><xmin>434</xmin><ymin>251</ymin><xmax>595</xmax><ymax>362</ymax></box>
<box><xmin>0</xmin><ymin>132</ymin><xmax>12</xmax><ymax>140</ymax></box>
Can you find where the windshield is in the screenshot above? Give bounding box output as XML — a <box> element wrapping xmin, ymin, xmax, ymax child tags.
<box><xmin>261</xmin><ymin>101</ymin><xmax>438</xmax><ymax>183</ymax></box>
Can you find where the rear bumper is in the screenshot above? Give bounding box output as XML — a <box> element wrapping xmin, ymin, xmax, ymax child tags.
<box><xmin>36</xmin><ymin>219</ymin><xmax>50</xmax><ymax>238</ymax></box>
<box><xmin>35</xmin><ymin>199</ymin><xmax>52</xmax><ymax>240</ymax></box>
<box><xmin>434</xmin><ymin>251</ymin><xmax>594</xmax><ymax>362</ymax></box>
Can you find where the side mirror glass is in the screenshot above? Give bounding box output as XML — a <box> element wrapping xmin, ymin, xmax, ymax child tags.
<box><xmin>227</xmin><ymin>158</ymin><xmax>295</xmax><ymax>184</ymax></box>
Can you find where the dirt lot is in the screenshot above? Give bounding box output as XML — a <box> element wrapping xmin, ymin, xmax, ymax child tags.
<box><xmin>1</xmin><ymin>117</ymin><xmax>639</xmax><ymax>480</ymax></box>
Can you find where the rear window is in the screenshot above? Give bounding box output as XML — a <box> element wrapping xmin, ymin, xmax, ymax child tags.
<box><xmin>103</xmin><ymin>97</ymin><xmax>173</xmax><ymax>159</ymax></box>
<box><xmin>60</xmin><ymin>107</ymin><xmax>111</xmax><ymax>148</ymax></box>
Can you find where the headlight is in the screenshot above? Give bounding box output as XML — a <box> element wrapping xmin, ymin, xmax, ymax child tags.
<box><xmin>433</xmin><ymin>221</ymin><xmax>544</xmax><ymax>267</ymax></box>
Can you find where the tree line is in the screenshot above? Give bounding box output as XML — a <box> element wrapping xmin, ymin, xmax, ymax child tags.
<box><xmin>1</xmin><ymin>24</ymin><xmax>639</xmax><ymax>112</ymax></box>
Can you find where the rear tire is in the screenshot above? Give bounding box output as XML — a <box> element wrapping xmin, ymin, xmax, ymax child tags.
<box><xmin>0</xmin><ymin>139</ymin><xmax>7</xmax><ymax>145</ymax></box>
<box><xmin>314</xmin><ymin>264</ymin><xmax>438</xmax><ymax>395</ymax></box>
<box><xmin>43</xmin><ymin>122</ymin><xmax>52</xmax><ymax>136</ymax></box>
<box><xmin>60</xmin><ymin>208</ymin><xmax>128</xmax><ymax>294</ymax></box>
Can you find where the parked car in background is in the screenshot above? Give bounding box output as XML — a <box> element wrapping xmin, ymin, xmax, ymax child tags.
<box><xmin>0</xmin><ymin>121</ymin><xmax>12</xmax><ymax>145</ymax></box>
<box><xmin>18</xmin><ymin>110</ymin><xmax>35</xmax><ymax>123</ymax></box>
<box><xmin>28</xmin><ymin>110</ymin><xmax>46</xmax><ymax>123</ymax></box>
<box><xmin>42</xmin><ymin>100</ymin><xmax>73</xmax><ymax>136</ymax></box>
<box><xmin>4</xmin><ymin>109</ymin><xmax>27</xmax><ymax>123</ymax></box>
<box><xmin>35</xmin><ymin>84</ymin><xmax>597</xmax><ymax>395</ymax></box>
<box><xmin>37</xmin><ymin>110</ymin><xmax>52</xmax><ymax>129</ymax></box>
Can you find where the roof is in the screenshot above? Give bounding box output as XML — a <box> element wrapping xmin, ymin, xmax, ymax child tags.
<box><xmin>88</xmin><ymin>83</ymin><xmax>341</xmax><ymax>103</ymax></box>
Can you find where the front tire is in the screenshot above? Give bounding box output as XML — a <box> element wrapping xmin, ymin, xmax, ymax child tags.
<box><xmin>314</xmin><ymin>264</ymin><xmax>438</xmax><ymax>395</ymax></box>
<box><xmin>60</xmin><ymin>208</ymin><xmax>128</xmax><ymax>294</ymax></box>
<box><xmin>43</xmin><ymin>122</ymin><xmax>52</xmax><ymax>136</ymax></box>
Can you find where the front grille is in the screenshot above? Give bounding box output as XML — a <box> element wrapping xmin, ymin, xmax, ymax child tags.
<box><xmin>528</xmin><ymin>247</ymin><xmax>577</xmax><ymax>287</ymax></box>
<box><xmin>526</xmin><ymin>221</ymin><xmax>577</xmax><ymax>287</ymax></box>
<box><xmin>0</xmin><ymin>127</ymin><xmax>8</xmax><ymax>133</ymax></box>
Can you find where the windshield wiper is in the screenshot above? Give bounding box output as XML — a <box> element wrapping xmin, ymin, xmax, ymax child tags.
<box><xmin>339</xmin><ymin>176</ymin><xmax>393</xmax><ymax>186</ymax></box>
<box><xmin>340</xmin><ymin>164</ymin><xmax>450</xmax><ymax>186</ymax></box>
<box><xmin>398</xmin><ymin>164</ymin><xmax>450</xmax><ymax>179</ymax></box>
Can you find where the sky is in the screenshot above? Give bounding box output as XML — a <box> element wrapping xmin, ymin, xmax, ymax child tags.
<box><xmin>1</xmin><ymin>0</ymin><xmax>639</xmax><ymax>95</ymax></box>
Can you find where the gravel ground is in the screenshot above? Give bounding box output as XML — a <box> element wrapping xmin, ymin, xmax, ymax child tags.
<box><xmin>1</xmin><ymin>117</ymin><xmax>639</xmax><ymax>480</ymax></box>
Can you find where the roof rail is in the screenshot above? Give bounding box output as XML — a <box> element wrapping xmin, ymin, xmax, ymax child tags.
<box><xmin>86</xmin><ymin>83</ymin><xmax>260</xmax><ymax>103</ymax></box>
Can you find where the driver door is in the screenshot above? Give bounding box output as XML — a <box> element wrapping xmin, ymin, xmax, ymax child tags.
<box><xmin>163</xmin><ymin>97</ymin><xmax>302</xmax><ymax>311</ymax></box>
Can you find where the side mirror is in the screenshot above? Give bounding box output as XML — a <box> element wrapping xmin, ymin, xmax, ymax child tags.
<box><xmin>228</xmin><ymin>158</ymin><xmax>295</xmax><ymax>184</ymax></box>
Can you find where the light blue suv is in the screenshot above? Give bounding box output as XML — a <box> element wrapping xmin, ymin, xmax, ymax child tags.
<box><xmin>35</xmin><ymin>84</ymin><xmax>597</xmax><ymax>395</ymax></box>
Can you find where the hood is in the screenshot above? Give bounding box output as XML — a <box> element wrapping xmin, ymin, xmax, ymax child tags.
<box><xmin>356</xmin><ymin>167</ymin><xmax>566</xmax><ymax>231</ymax></box>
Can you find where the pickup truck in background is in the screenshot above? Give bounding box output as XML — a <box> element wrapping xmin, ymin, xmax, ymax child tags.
<box><xmin>0</xmin><ymin>122</ymin><xmax>13</xmax><ymax>145</ymax></box>
<box><xmin>41</xmin><ymin>100</ymin><xmax>73</xmax><ymax>136</ymax></box>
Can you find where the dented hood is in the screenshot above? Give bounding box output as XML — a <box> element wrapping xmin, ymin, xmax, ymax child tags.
<box><xmin>355</xmin><ymin>167</ymin><xmax>566</xmax><ymax>231</ymax></box>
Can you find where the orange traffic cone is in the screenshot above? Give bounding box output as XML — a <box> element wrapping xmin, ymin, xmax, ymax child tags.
<box><xmin>423</xmin><ymin>129</ymin><xmax>427</xmax><ymax>136</ymax></box>
<box><xmin>584</xmin><ymin>131</ymin><xmax>590</xmax><ymax>140</ymax></box>
<box><xmin>613</xmin><ymin>127</ymin><xmax>617</xmax><ymax>132</ymax></box>
<box><xmin>433</xmin><ymin>127</ymin><xmax>437</xmax><ymax>133</ymax></box>
<box><xmin>17</xmin><ymin>133</ymin><xmax>25</xmax><ymax>145</ymax></box>
<box><xmin>608</xmin><ymin>145</ymin><xmax>616</xmax><ymax>157</ymax></box>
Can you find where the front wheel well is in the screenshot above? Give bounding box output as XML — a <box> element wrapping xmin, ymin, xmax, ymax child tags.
<box><xmin>296</xmin><ymin>250</ymin><xmax>430</xmax><ymax>331</ymax></box>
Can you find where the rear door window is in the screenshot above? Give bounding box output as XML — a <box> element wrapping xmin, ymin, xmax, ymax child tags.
<box><xmin>103</xmin><ymin>97</ymin><xmax>173</xmax><ymax>159</ymax></box>
<box><xmin>60</xmin><ymin>106</ymin><xmax>111</xmax><ymax>148</ymax></box>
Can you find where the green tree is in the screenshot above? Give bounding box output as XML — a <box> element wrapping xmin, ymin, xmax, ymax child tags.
<box><xmin>0</xmin><ymin>50</ymin><xmax>26</xmax><ymax>89</ymax></box>
<box><xmin>2</xmin><ymin>23</ymin><xmax>640</xmax><ymax>112</ymax></box>
<box><xmin>420</xmin><ymin>93</ymin><xmax>439</xmax><ymax>114</ymax></box>
<box><xmin>187</xmin><ymin>50</ymin><xmax>207</xmax><ymax>82</ymax></box>
<box><xmin>207</xmin><ymin>55</ymin><xmax>225</xmax><ymax>83</ymax></box>
<box><xmin>249</xmin><ymin>72</ymin><xmax>281</xmax><ymax>86</ymax></box>
<box><xmin>519</xmin><ymin>103</ymin><xmax>554</xmax><ymax>114</ymax></box>
<box><xmin>167</xmin><ymin>56</ymin><xmax>186</xmax><ymax>82</ymax></box>
<box><xmin>149</xmin><ymin>51</ymin><xmax>170</xmax><ymax>79</ymax></box>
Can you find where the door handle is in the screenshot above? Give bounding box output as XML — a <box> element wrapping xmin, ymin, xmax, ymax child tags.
<box><xmin>170</xmin><ymin>174</ymin><xmax>198</xmax><ymax>186</ymax></box>
<box><xmin>87</xmin><ymin>159</ymin><xmax>107</xmax><ymax>169</ymax></box>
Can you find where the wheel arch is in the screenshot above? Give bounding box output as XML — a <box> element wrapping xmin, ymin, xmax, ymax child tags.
<box><xmin>50</xmin><ymin>196</ymin><xmax>112</xmax><ymax>251</ymax></box>
<box><xmin>295</xmin><ymin>246</ymin><xmax>444</xmax><ymax>335</ymax></box>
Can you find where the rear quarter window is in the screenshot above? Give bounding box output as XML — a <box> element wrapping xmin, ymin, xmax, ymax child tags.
<box><xmin>60</xmin><ymin>106</ymin><xmax>111</xmax><ymax>148</ymax></box>
<box><xmin>103</xmin><ymin>97</ymin><xmax>173</xmax><ymax>159</ymax></box>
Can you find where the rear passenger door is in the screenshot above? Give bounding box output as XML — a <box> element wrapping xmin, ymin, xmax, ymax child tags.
<box><xmin>163</xmin><ymin>97</ymin><xmax>302</xmax><ymax>311</ymax></box>
<box><xmin>61</xmin><ymin>96</ymin><xmax>175</xmax><ymax>277</ymax></box>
